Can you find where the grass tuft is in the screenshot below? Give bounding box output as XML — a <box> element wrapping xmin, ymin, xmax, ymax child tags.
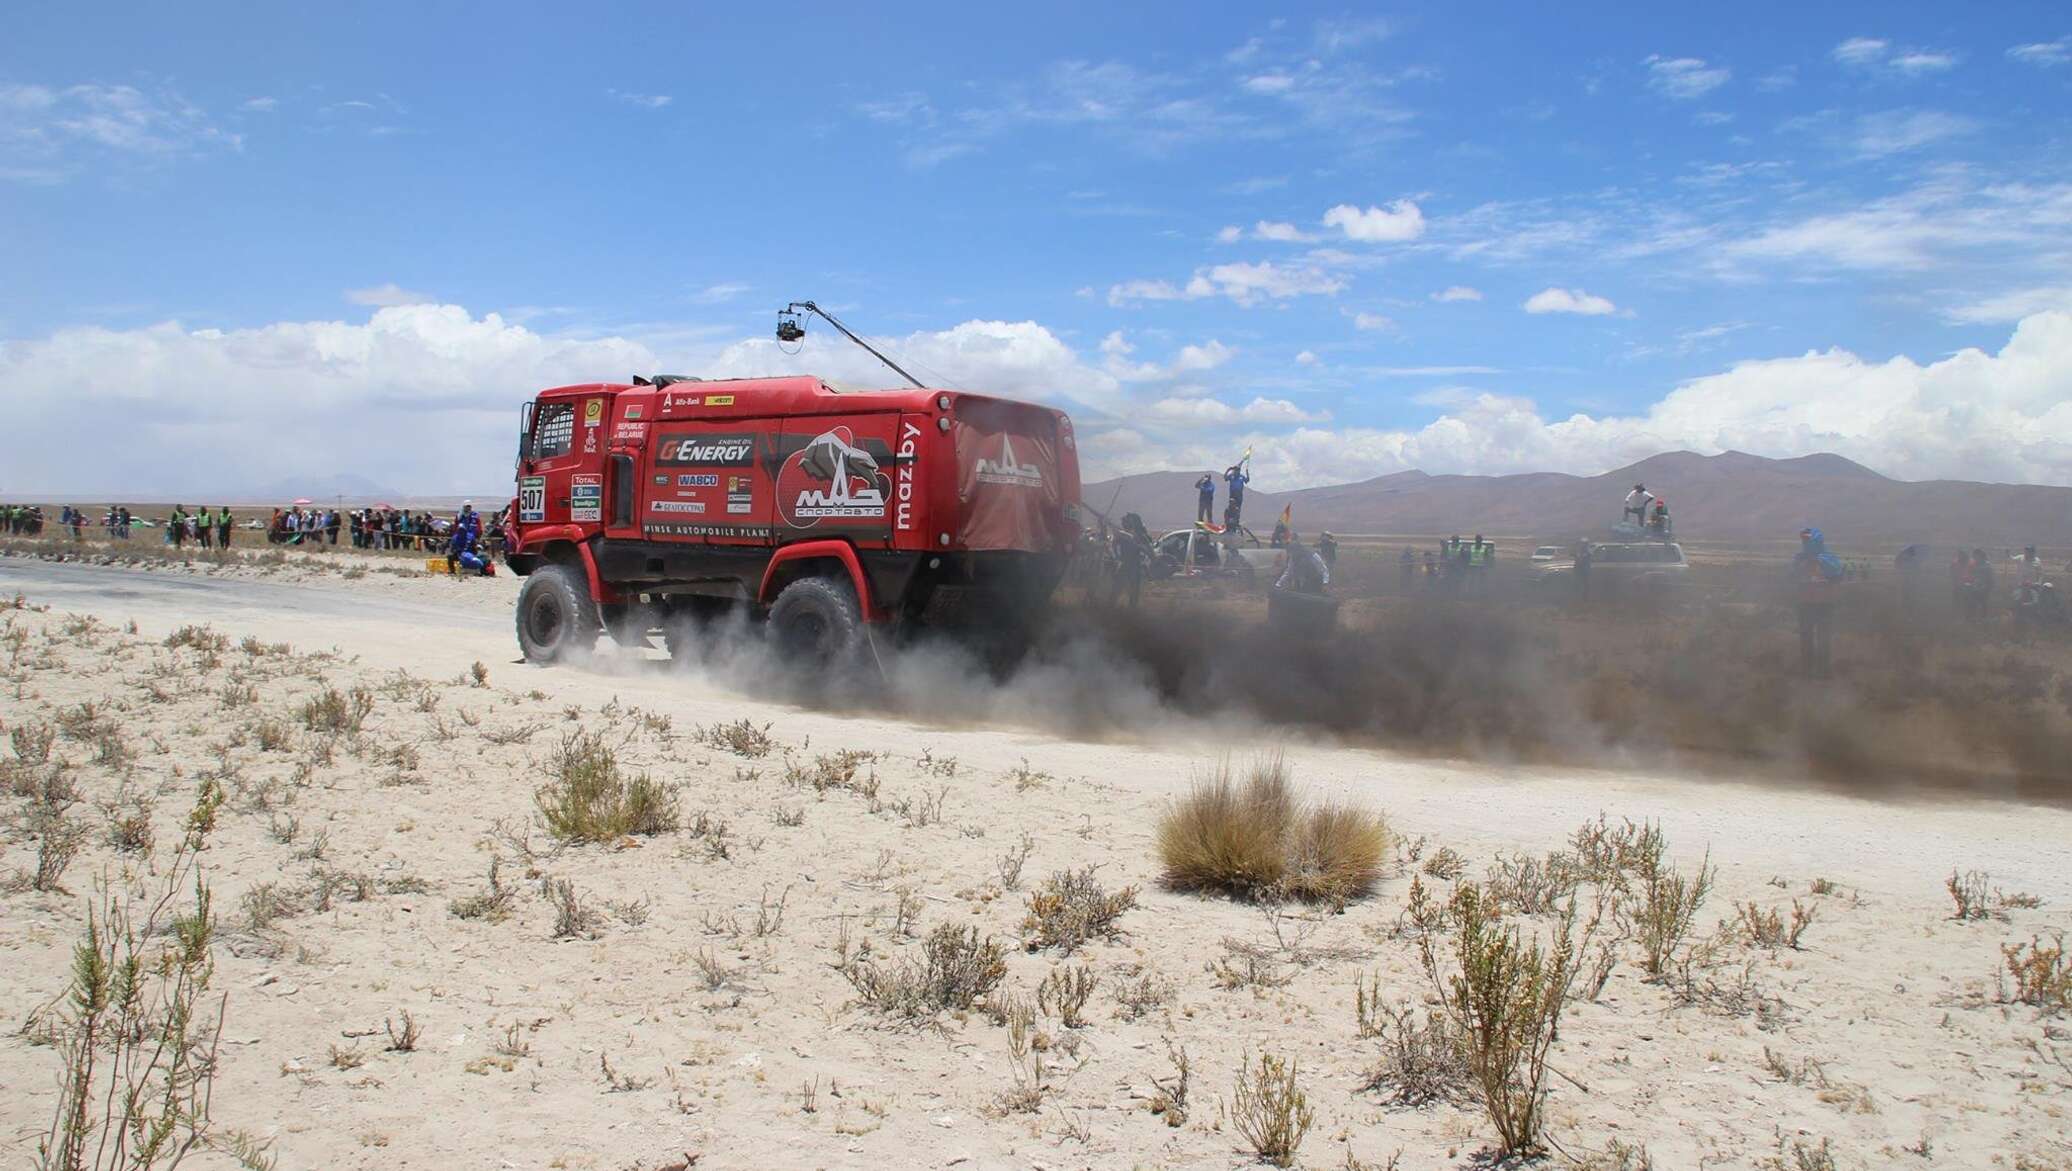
<box><xmin>1156</xmin><ymin>756</ymin><xmax>1386</xmax><ymax>904</ymax></box>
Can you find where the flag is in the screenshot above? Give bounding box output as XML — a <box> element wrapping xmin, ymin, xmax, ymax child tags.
<box><xmin>1278</xmin><ymin>503</ymin><xmax>1292</xmax><ymax>529</ymax></box>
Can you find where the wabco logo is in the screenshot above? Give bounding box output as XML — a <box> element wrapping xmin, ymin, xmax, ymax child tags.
<box><xmin>976</xmin><ymin>435</ymin><xmax>1043</xmax><ymax>488</ymax></box>
<box><xmin>657</xmin><ymin>432</ymin><xmax>756</xmax><ymax>466</ymax></box>
<box><xmin>894</xmin><ymin>421</ymin><xmax>920</xmax><ymax>531</ymax></box>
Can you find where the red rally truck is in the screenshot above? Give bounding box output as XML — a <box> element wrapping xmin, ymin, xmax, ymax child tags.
<box><xmin>504</xmin><ymin>374</ymin><xmax>1081</xmax><ymax>664</ymax></box>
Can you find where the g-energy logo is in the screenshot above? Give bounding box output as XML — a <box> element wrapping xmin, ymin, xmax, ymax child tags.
<box><xmin>895</xmin><ymin>421</ymin><xmax>921</xmax><ymax>531</ymax></box>
<box><xmin>657</xmin><ymin>432</ymin><xmax>756</xmax><ymax>466</ymax></box>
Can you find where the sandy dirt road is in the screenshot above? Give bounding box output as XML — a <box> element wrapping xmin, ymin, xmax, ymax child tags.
<box><xmin>3</xmin><ymin>556</ymin><xmax>2070</xmax><ymax>1169</ymax></box>
<box><xmin>7</xmin><ymin>557</ymin><xmax>2067</xmax><ymax>900</ymax></box>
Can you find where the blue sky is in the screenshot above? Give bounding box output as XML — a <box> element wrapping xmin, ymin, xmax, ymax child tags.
<box><xmin>4</xmin><ymin>2</ymin><xmax>2070</xmax><ymax>495</ymax></box>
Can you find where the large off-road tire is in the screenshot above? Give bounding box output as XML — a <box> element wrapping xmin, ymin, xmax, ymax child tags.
<box><xmin>766</xmin><ymin>576</ymin><xmax>861</xmax><ymax>665</ymax></box>
<box><xmin>515</xmin><ymin>563</ymin><xmax>597</xmax><ymax>663</ymax></box>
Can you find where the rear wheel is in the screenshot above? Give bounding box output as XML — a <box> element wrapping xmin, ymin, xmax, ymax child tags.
<box><xmin>515</xmin><ymin>564</ymin><xmax>597</xmax><ymax>663</ymax></box>
<box><xmin>767</xmin><ymin>576</ymin><xmax>861</xmax><ymax>665</ymax></box>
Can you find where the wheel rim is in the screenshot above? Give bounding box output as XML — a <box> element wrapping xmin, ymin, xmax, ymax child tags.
<box><xmin>527</xmin><ymin>592</ymin><xmax>564</xmax><ymax>650</ymax></box>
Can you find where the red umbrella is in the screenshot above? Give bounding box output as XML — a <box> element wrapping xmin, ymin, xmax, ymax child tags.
<box><xmin>374</xmin><ymin>502</ymin><xmax>394</xmax><ymax>510</ymax></box>
<box><xmin>291</xmin><ymin>497</ymin><xmax>313</xmax><ymax>506</ymax></box>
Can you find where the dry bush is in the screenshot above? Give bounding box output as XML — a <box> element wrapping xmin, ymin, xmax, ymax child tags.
<box><xmin>1230</xmin><ymin>1051</ymin><xmax>1315</xmax><ymax>1168</ymax></box>
<box><xmin>786</xmin><ymin>749</ymin><xmax>879</xmax><ymax>800</ymax></box>
<box><xmin>1156</xmin><ymin>756</ymin><xmax>1386</xmax><ymax>903</ymax></box>
<box><xmin>1037</xmin><ymin>964</ymin><xmax>1098</xmax><ymax>1028</ymax></box>
<box><xmin>450</xmin><ymin>858</ymin><xmax>516</xmax><ymax>923</ymax></box>
<box><xmin>1022</xmin><ymin>867</ymin><xmax>1138</xmax><ymax>954</ymax></box>
<box><xmin>1111</xmin><ymin>968</ymin><xmax>1175</xmax><ymax>1021</ymax></box>
<box><xmin>1948</xmin><ymin>870</ymin><xmax>1994</xmax><ymax>920</ymax></box>
<box><xmin>1357</xmin><ymin>997</ymin><xmax>1470</xmax><ymax>1106</ymax></box>
<box><xmin>844</xmin><ymin>922</ymin><xmax>1007</xmax><ymax>1020</ymax></box>
<box><xmin>300</xmin><ymin>686</ymin><xmax>373</xmax><ymax>734</ymax></box>
<box><xmin>1422</xmin><ymin>846</ymin><xmax>1467</xmax><ymax>880</ymax></box>
<box><xmin>1740</xmin><ymin>900</ymin><xmax>1816</xmax><ymax>950</ymax></box>
<box><xmin>11</xmin><ymin>718</ymin><xmax>56</xmax><ymax>765</ymax></box>
<box><xmin>1412</xmin><ymin>878</ymin><xmax>1585</xmax><ymax>1157</ymax></box>
<box><xmin>995</xmin><ymin>834</ymin><xmax>1034</xmax><ymax>890</ymax></box>
<box><xmin>534</xmin><ymin>731</ymin><xmax>680</xmax><ymax>842</ymax></box>
<box><xmin>1636</xmin><ymin>846</ymin><xmax>1714</xmax><ymax>980</ymax></box>
<box><xmin>21</xmin><ymin>806</ymin><xmax>89</xmax><ymax>893</ymax></box>
<box><xmin>546</xmin><ymin>878</ymin><xmax>603</xmax><ymax>939</ymax></box>
<box><xmin>36</xmin><ymin>827</ymin><xmax>220</xmax><ymax>1169</ymax></box>
<box><xmin>697</xmin><ymin>718</ymin><xmax>773</xmax><ymax>758</ymax></box>
<box><xmin>2003</xmin><ymin>934</ymin><xmax>2071</xmax><ymax>1012</ymax></box>
<box><xmin>384</xmin><ymin>1010</ymin><xmax>421</xmax><ymax>1053</ymax></box>
<box><xmin>104</xmin><ymin>802</ymin><xmax>154</xmax><ymax>854</ymax></box>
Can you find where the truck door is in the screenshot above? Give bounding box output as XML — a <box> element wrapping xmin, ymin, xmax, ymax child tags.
<box><xmin>518</xmin><ymin>394</ymin><xmax>602</xmax><ymax>528</ymax></box>
<box><xmin>646</xmin><ymin>419</ymin><xmax>776</xmax><ymax>542</ymax></box>
<box><xmin>770</xmin><ymin>412</ymin><xmax>903</xmax><ymax>547</ymax></box>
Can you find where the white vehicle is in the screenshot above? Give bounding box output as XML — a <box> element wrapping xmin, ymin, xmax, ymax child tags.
<box><xmin>1531</xmin><ymin>545</ymin><xmax>1564</xmax><ymax>562</ymax></box>
<box><xmin>1533</xmin><ymin>541</ymin><xmax>1690</xmax><ymax>591</ymax></box>
<box><xmin>1148</xmin><ymin>526</ymin><xmax>1278</xmax><ymax>581</ymax></box>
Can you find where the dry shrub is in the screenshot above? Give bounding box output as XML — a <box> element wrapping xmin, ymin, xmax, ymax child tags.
<box><xmin>24</xmin><ymin>807</ymin><xmax>88</xmax><ymax>893</ymax></box>
<box><xmin>1740</xmin><ymin>900</ymin><xmax>1816</xmax><ymax>950</ymax></box>
<box><xmin>450</xmin><ymin>858</ymin><xmax>515</xmax><ymax>922</ymax></box>
<box><xmin>11</xmin><ymin>719</ymin><xmax>56</xmax><ymax>765</ymax></box>
<box><xmin>1356</xmin><ymin>987</ymin><xmax>1470</xmax><ymax>1106</ymax></box>
<box><xmin>2003</xmin><ymin>934</ymin><xmax>2071</xmax><ymax>1012</ymax></box>
<box><xmin>36</xmin><ymin>824</ymin><xmax>220</xmax><ymax>1169</ymax></box>
<box><xmin>1230</xmin><ymin>1051</ymin><xmax>1315</xmax><ymax>1167</ymax></box>
<box><xmin>534</xmin><ymin>731</ymin><xmax>680</xmax><ymax>842</ymax></box>
<box><xmin>1036</xmin><ymin>964</ymin><xmax>1098</xmax><ymax>1028</ymax></box>
<box><xmin>845</xmin><ymin>922</ymin><xmax>1007</xmax><ymax>1019</ymax></box>
<box><xmin>1948</xmin><ymin>869</ymin><xmax>1994</xmax><ymax>921</ymax></box>
<box><xmin>1635</xmin><ymin>844</ymin><xmax>1713</xmax><ymax>980</ymax></box>
<box><xmin>698</xmin><ymin>718</ymin><xmax>774</xmax><ymax>758</ymax></box>
<box><xmin>1022</xmin><ymin>867</ymin><xmax>1138</xmax><ymax>954</ymax></box>
<box><xmin>1156</xmin><ymin>756</ymin><xmax>1387</xmax><ymax>904</ymax></box>
<box><xmin>546</xmin><ymin>878</ymin><xmax>602</xmax><ymax>939</ymax></box>
<box><xmin>1412</xmin><ymin>877</ymin><xmax>1586</xmax><ymax>1158</ymax></box>
<box><xmin>300</xmin><ymin>686</ymin><xmax>373</xmax><ymax>734</ymax></box>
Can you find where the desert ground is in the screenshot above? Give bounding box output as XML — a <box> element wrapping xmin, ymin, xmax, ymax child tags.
<box><xmin>3</xmin><ymin>536</ymin><xmax>2070</xmax><ymax>1170</ymax></box>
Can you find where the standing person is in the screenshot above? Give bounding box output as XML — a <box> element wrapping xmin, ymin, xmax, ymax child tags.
<box><xmin>169</xmin><ymin>506</ymin><xmax>186</xmax><ymax>548</ymax></box>
<box><xmin>1114</xmin><ymin>513</ymin><xmax>1148</xmax><ymax>609</ymax></box>
<box><xmin>69</xmin><ymin>506</ymin><xmax>83</xmax><ymax>541</ymax></box>
<box><xmin>1968</xmin><ymin>547</ymin><xmax>1995</xmax><ymax>622</ymax></box>
<box><xmin>1398</xmin><ymin>546</ymin><xmax>1416</xmax><ymax>590</ymax></box>
<box><xmin>1422</xmin><ymin>550</ymin><xmax>1438</xmax><ymax>585</ymax></box>
<box><xmin>1623</xmin><ymin>483</ymin><xmax>1654</xmax><ymax>527</ymax></box>
<box><xmin>196</xmin><ymin>506</ymin><xmax>213</xmax><ymax>549</ymax></box>
<box><xmin>2019</xmin><ymin>545</ymin><xmax>2043</xmax><ymax>587</ymax></box>
<box><xmin>1223</xmin><ymin>463</ymin><xmax>1250</xmax><ymax>530</ymax></box>
<box><xmin>1194</xmin><ymin>473</ymin><xmax>1215</xmax><ymax>525</ymax></box>
<box><xmin>1317</xmin><ymin>531</ymin><xmax>1337</xmax><ymax>569</ymax></box>
<box><xmin>1792</xmin><ymin>527</ymin><xmax>1841</xmax><ymax>677</ymax></box>
<box><xmin>217</xmin><ymin>506</ymin><xmax>233</xmax><ymax>548</ymax></box>
<box><xmin>325</xmin><ymin>508</ymin><xmax>341</xmax><ymax>545</ymax></box>
<box><xmin>1575</xmin><ymin>539</ymin><xmax>1593</xmax><ymax>600</ymax></box>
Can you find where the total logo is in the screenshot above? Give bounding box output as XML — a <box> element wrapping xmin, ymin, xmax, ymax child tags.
<box><xmin>975</xmin><ymin>435</ymin><xmax>1043</xmax><ymax>488</ymax></box>
<box><xmin>778</xmin><ymin>427</ymin><xmax>890</xmax><ymax>529</ymax></box>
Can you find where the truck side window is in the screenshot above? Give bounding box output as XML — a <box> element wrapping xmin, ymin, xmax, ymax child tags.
<box><xmin>611</xmin><ymin>454</ymin><xmax>634</xmax><ymax>526</ymax></box>
<box><xmin>531</xmin><ymin>402</ymin><xmax>576</xmax><ymax>459</ymax></box>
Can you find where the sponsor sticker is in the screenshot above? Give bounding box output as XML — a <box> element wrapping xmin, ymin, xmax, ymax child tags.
<box><xmin>895</xmin><ymin>420</ymin><xmax>920</xmax><ymax>531</ymax></box>
<box><xmin>650</xmin><ymin>500</ymin><xmax>706</xmax><ymax>514</ymax></box>
<box><xmin>518</xmin><ymin>476</ymin><xmax>547</xmax><ymax>523</ymax></box>
<box><xmin>778</xmin><ymin>426</ymin><xmax>890</xmax><ymax>529</ymax></box>
<box><xmin>727</xmin><ymin>501</ymin><xmax>753</xmax><ymax>514</ymax></box>
<box><xmin>583</xmin><ymin>398</ymin><xmax>604</xmax><ymax>426</ymax></box>
<box><xmin>704</xmin><ymin>394</ymin><xmax>735</xmax><ymax>406</ymax></box>
<box><xmin>976</xmin><ymin>435</ymin><xmax>1044</xmax><ymax>488</ymax></box>
<box><xmin>645</xmin><ymin>522</ymin><xmax>770</xmax><ymax>538</ymax></box>
<box><xmin>624</xmin><ymin>404</ymin><xmax>643</xmax><ymax>420</ymax></box>
<box><xmin>677</xmin><ymin>473</ymin><xmax>720</xmax><ymax>488</ymax></box>
<box><xmin>657</xmin><ymin>432</ymin><xmax>757</xmax><ymax>467</ymax></box>
<box><xmin>653</xmin><ymin>475</ymin><xmax>670</xmax><ymax>486</ymax></box>
<box><xmin>613</xmin><ymin>422</ymin><xmax>648</xmax><ymax>442</ymax></box>
<box><xmin>570</xmin><ymin>474</ymin><xmax>603</xmax><ymax>523</ymax></box>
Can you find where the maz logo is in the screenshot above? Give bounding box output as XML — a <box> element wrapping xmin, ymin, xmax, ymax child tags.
<box><xmin>976</xmin><ymin>435</ymin><xmax>1043</xmax><ymax>488</ymax></box>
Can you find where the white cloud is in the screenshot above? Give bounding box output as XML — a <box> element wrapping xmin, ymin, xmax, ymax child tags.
<box><xmin>1523</xmin><ymin>287</ymin><xmax>1617</xmax><ymax>316</ymax></box>
<box><xmin>1945</xmin><ymin>287</ymin><xmax>2072</xmax><ymax>324</ymax></box>
<box><xmin>1321</xmin><ymin>199</ymin><xmax>1425</xmax><ymax>242</ymax></box>
<box><xmin>693</xmin><ymin>282</ymin><xmax>751</xmax><ymax>304</ymax></box>
<box><xmin>0</xmin><ymin>83</ymin><xmax>239</xmax><ymax>178</ymax></box>
<box><xmin>345</xmin><ymin>283</ymin><xmax>434</xmax><ymax>307</ymax></box>
<box><xmin>1891</xmin><ymin>50</ymin><xmax>1959</xmax><ymax>74</ymax></box>
<box><xmin>239</xmin><ymin>97</ymin><xmax>278</xmax><ymax>113</ymax></box>
<box><xmin>1252</xmin><ymin>220</ymin><xmax>1314</xmax><ymax>242</ymax></box>
<box><xmin>1849</xmin><ymin>109</ymin><xmax>1975</xmax><ymax>157</ymax></box>
<box><xmin>1099</xmin><ymin>332</ymin><xmax>1234</xmax><ymax>382</ymax></box>
<box><xmin>1645</xmin><ymin>56</ymin><xmax>1730</xmax><ymax>100</ymax></box>
<box><xmin>1172</xmin><ymin>340</ymin><xmax>1234</xmax><ymax>372</ymax></box>
<box><xmin>1350</xmin><ymin>311</ymin><xmax>1394</xmax><ymax>331</ymax></box>
<box><xmin>1104</xmin><ymin>313</ymin><xmax>2072</xmax><ymax>489</ymax></box>
<box><xmin>607</xmin><ymin>90</ymin><xmax>672</xmax><ymax>109</ymax></box>
<box><xmin>1108</xmin><ymin>261</ymin><xmax>1346</xmax><ymax>307</ymax></box>
<box><xmin>1215</xmin><ymin>225</ymin><xmax>1243</xmax><ymax>243</ymax></box>
<box><xmin>1148</xmin><ymin>396</ymin><xmax>1327</xmax><ymax>425</ymax></box>
<box><xmin>2008</xmin><ymin>37</ymin><xmax>2071</xmax><ymax>67</ymax></box>
<box><xmin>1431</xmin><ymin>285</ymin><xmax>1483</xmax><ymax>303</ymax></box>
<box><xmin>1831</xmin><ymin>37</ymin><xmax>1890</xmax><ymax>66</ymax></box>
<box><xmin>1295</xmin><ymin>350</ymin><xmax>1318</xmax><ymax>366</ymax></box>
<box><xmin>1242</xmin><ymin>74</ymin><xmax>1296</xmax><ymax>95</ymax></box>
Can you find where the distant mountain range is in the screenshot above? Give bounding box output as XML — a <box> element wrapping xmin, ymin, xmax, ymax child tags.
<box><xmin>1083</xmin><ymin>451</ymin><xmax>2072</xmax><ymax>547</ymax></box>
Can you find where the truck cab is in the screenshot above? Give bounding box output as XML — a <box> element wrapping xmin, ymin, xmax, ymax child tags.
<box><xmin>506</xmin><ymin>375</ymin><xmax>1080</xmax><ymax>665</ymax></box>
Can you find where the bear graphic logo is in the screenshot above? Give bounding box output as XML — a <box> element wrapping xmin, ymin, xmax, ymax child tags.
<box><xmin>779</xmin><ymin>427</ymin><xmax>889</xmax><ymax>528</ymax></box>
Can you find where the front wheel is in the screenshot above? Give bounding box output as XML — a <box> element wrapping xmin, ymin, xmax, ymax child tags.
<box><xmin>766</xmin><ymin>576</ymin><xmax>861</xmax><ymax>665</ymax></box>
<box><xmin>515</xmin><ymin>564</ymin><xmax>598</xmax><ymax>663</ymax></box>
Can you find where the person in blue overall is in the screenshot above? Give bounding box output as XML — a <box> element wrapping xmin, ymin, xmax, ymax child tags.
<box><xmin>1223</xmin><ymin>463</ymin><xmax>1250</xmax><ymax>529</ymax></box>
